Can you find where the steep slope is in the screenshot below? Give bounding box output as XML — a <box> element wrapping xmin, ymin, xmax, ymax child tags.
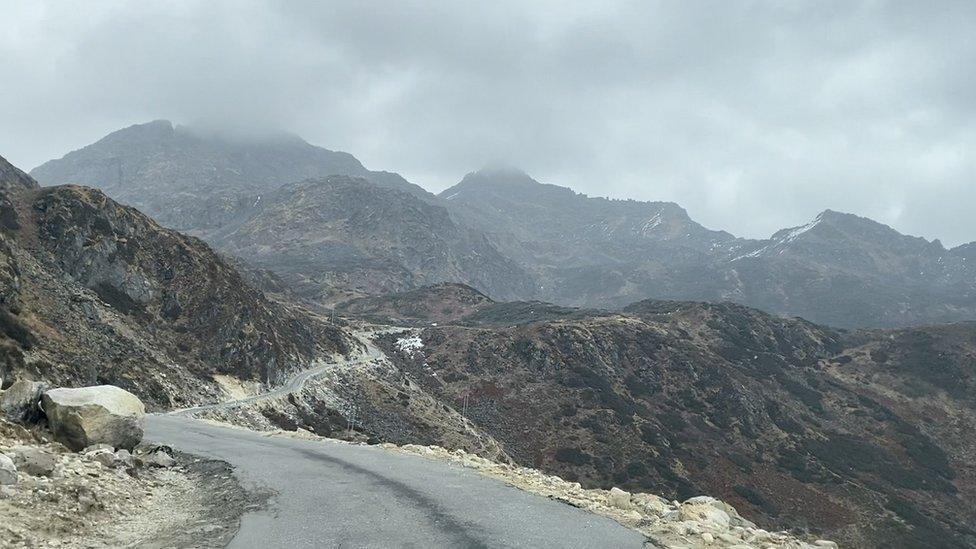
<box><xmin>369</xmin><ymin>292</ymin><xmax>976</xmax><ymax>548</ymax></box>
<box><xmin>213</xmin><ymin>176</ymin><xmax>535</xmax><ymax>305</ymax></box>
<box><xmin>440</xmin><ymin>168</ymin><xmax>976</xmax><ymax>328</ymax></box>
<box><xmin>0</xmin><ymin>155</ymin><xmax>349</xmax><ymax>407</ymax></box>
<box><xmin>30</xmin><ymin>120</ymin><xmax>431</xmax><ymax>234</ymax></box>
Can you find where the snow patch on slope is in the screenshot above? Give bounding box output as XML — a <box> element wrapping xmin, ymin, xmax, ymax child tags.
<box><xmin>731</xmin><ymin>213</ymin><xmax>824</xmax><ymax>262</ymax></box>
<box><xmin>396</xmin><ymin>336</ymin><xmax>424</xmax><ymax>357</ymax></box>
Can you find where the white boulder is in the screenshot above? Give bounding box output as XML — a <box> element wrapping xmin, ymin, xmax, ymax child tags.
<box><xmin>680</xmin><ymin>496</ymin><xmax>731</xmax><ymax>530</ymax></box>
<box><xmin>41</xmin><ymin>385</ymin><xmax>145</xmax><ymax>451</ymax></box>
<box><xmin>608</xmin><ymin>487</ymin><xmax>635</xmax><ymax>510</ymax></box>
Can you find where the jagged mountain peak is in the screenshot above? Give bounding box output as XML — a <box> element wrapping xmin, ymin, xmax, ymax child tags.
<box><xmin>440</xmin><ymin>167</ymin><xmax>697</xmax><ymax>225</ymax></box>
<box><xmin>769</xmin><ymin>208</ymin><xmax>945</xmax><ymax>252</ymax></box>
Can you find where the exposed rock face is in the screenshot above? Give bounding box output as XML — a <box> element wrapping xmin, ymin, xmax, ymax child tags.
<box><xmin>41</xmin><ymin>386</ymin><xmax>146</xmax><ymax>451</ymax></box>
<box><xmin>35</xmin><ymin>124</ymin><xmax>976</xmax><ymax>327</ymax></box>
<box><xmin>31</xmin><ymin>125</ymin><xmax>535</xmax><ymax>308</ymax></box>
<box><xmin>0</xmin><ymin>417</ymin><xmax>245</xmax><ymax>547</ymax></box>
<box><xmin>374</xmin><ymin>295</ymin><xmax>976</xmax><ymax>548</ymax></box>
<box><xmin>0</xmin><ymin>380</ymin><xmax>49</xmax><ymax>423</ymax></box>
<box><xmin>0</xmin><ymin>154</ymin><xmax>350</xmax><ymax>408</ymax></box>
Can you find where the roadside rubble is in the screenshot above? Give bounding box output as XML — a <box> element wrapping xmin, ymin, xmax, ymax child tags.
<box><xmin>392</xmin><ymin>443</ymin><xmax>838</xmax><ymax>549</ymax></box>
<box><xmin>226</xmin><ymin>418</ymin><xmax>836</xmax><ymax>549</ymax></box>
<box><xmin>0</xmin><ymin>380</ymin><xmax>244</xmax><ymax>548</ymax></box>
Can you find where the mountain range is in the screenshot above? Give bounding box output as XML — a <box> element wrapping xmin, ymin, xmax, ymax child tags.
<box><xmin>8</xmin><ymin>133</ymin><xmax>976</xmax><ymax>547</ymax></box>
<box><xmin>31</xmin><ymin>120</ymin><xmax>976</xmax><ymax>328</ymax></box>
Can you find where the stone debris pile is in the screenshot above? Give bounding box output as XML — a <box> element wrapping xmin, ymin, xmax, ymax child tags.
<box><xmin>394</xmin><ymin>443</ymin><xmax>838</xmax><ymax>549</ymax></box>
<box><xmin>0</xmin><ymin>379</ymin><xmax>195</xmax><ymax>548</ymax></box>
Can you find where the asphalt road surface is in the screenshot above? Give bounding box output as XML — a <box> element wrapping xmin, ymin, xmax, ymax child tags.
<box><xmin>147</xmin><ymin>415</ymin><xmax>647</xmax><ymax>548</ymax></box>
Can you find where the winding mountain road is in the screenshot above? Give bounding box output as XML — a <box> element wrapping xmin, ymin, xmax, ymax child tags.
<box><xmin>148</xmin><ymin>331</ymin><xmax>647</xmax><ymax>547</ymax></box>
<box><xmin>172</xmin><ymin>339</ymin><xmax>385</xmax><ymax>416</ymax></box>
<box><xmin>147</xmin><ymin>417</ymin><xmax>647</xmax><ymax>548</ymax></box>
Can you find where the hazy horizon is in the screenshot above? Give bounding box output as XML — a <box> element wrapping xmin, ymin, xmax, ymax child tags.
<box><xmin>3</xmin><ymin>1</ymin><xmax>975</xmax><ymax>245</ymax></box>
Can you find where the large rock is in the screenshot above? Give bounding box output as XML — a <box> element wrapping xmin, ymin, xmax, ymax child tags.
<box><xmin>41</xmin><ymin>386</ymin><xmax>145</xmax><ymax>451</ymax></box>
<box><xmin>8</xmin><ymin>446</ymin><xmax>56</xmax><ymax>477</ymax></box>
<box><xmin>680</xmin><ymin>496</ymin><xmax>731</xmax><ymax>530</ymax></box>
<box><xmin>1</xmin><ymin>379</ymin><xmax>49</xmax><ymax>423</ymax></box>
<box><xmin>0</xmin><ymin>452</ymin><xmax>17</xmax><ymax>485</ymax></box>
<box><xmin>608</xmin><ymin>487</ymin><xmax>635</xmax><ymax>510</ymax></box>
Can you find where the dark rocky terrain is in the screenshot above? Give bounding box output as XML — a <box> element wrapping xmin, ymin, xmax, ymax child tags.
<box><xmin>365</xmin><ymin>284</ymin><xmax>976</xmax><ymax>549</ymax></box>
<box><xmin>337</xmin><ymin>282</ymin><xmax>495</xmax><ymax>325</ymax></box>
<box><xmin>0</xmin><ymin>155</ymin><xmax>350</xmax><ymax>408</ymax></box>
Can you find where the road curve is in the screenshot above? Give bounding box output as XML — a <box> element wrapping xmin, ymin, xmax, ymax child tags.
<box><xmin>173</xmin><ymin>336</ymin><xmax>386</xmax><ymax>416</ymax></box>
<box><xmin>147</xmin><ymin>416</ymin><xmax>647</xmax><ymax>548</ymax></box>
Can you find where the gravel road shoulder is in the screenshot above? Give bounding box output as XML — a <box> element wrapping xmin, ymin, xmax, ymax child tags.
<box><xmin>0</xmin><ymin>419</ymin><xmax>247</xmax><ymax>548</ymax></box>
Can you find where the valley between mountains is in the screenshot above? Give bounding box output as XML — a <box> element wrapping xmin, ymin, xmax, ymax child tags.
<box><xmin>2</xmin><ymin>122</ymin><xmax>975</xmax><ymax>548</ymax></box>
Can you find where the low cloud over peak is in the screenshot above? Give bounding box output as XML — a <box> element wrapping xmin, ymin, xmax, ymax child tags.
<box><xmin>2</xmin><ymin>1</ymin><xmax>974</xmax><ymax>245</ymax></box>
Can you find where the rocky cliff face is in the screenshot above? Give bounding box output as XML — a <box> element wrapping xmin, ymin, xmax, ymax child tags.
<box><xmin>0</xmin><ymin>155</ymin><xmax>349</xmax><ymax>407</ymax></box>
<box><xmin>371</xmin><ymin>290</ymin><xmax>976</xmax><ymax>548</ymax></box>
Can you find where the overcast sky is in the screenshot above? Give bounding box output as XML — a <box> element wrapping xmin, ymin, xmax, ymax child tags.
<box><xmin>2</xmin><ymin>1</ymin><xmax>974</xmax><ymax>245</ymax></box>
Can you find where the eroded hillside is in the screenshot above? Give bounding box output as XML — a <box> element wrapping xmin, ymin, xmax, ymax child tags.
<box><xmin>0</xmin><ymin>155</ymin><xmax>350</xmax><ymax>408</ymax></box>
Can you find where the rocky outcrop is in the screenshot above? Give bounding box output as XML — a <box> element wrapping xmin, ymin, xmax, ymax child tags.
<box><xmin>41</xmin><ymin>386</ymin><xmax>146</xmax><ymax>451</ymax></box>
<box><xmin>34</xmin><ymin>125</ymin><xmax>976</xmax><ymax>328</ymax></box>
<box><xmin>0</xmin><ymin>417</ymin><xmax>245</xmax><ymax>547</ymax></box>
<box><xmin>440</xmin><ymin>168</ymin><xmax>976</xmax><ymax>328</ymax></box>
<box><xmin>0</xmin><ymin>380</ymin><xmax>48</xmax><ymax>423</ymax></box>
<box><xmin>30</xmin><ymin>120</ymin><xmax>431</xmax><ymax>234</ymax></box>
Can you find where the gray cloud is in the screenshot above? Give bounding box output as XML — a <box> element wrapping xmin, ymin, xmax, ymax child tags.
<box><xmin>2</xmin><ymin>0</ymin><xmax>974</xmax><ymax>244</ymax></box>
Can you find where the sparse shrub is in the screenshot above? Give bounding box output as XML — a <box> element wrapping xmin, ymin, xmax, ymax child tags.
<box><xmin>554</xmin><ymin>447</ymin><xmax>591</xmax><ymax>465</ymax></box>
